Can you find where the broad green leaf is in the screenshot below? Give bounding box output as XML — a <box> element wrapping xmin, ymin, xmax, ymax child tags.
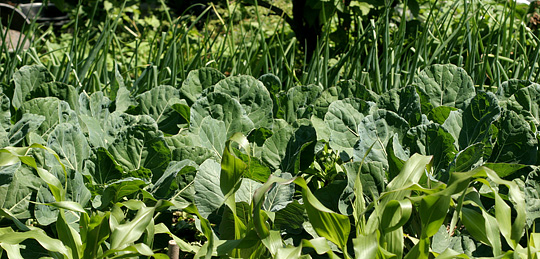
<box><xmin>47</xmin><ymin>123</ymin><xmax>90</xmax><ymax>173</ymax></box>
<box><xmin>190</xmin><ymin>92</ymin><xmax>254</xmax><ymax>138</ymax></box>
<box><xmin>428</xmin><ymin>106</ymin><xmax>458</xmax><ymax>124</ymax></box>
<box><xmin>449</xmin><ymin>142</ymin><xmax>485</xmax><ymax>173</ymax></box>
<box><xmin>387</xmin><ymin>134</ymin><xmax>410</xmax><ymax>180</ymax></box>
<box><xmin>180</xmin><ymin>67</ymin><xmax>225</xmax><ymax>104</ymax></box>
<box><xmin>325</xmin><ymin>98</ymin><xmax>375</xmax><ymax>161</ymax></box>
<box><xmin>129</xmin><ymin>85</ymin><xmax>189</xmax><ymax>135</ymax></box>
<box><xmin>258</xmin><ymin>73</ymin><xmax>281</xmax><ymax>95</ymax></box>
<box><xmin>414</xmin><ymin>64</ymin><xmax>475</xmax><ymax>112</ymax></box>
<box><xmin>214</xmin><ymin>75</ymin><xmax>273</xmax><ymax>129</ymax></box>
<box><xmin>459</xmin><ymin>91</ymin><xmax>501</xmax><ymax>149</ymax></box>
<box><xmin>261</xmin><ymin>119</ymin><xmax>293</xmax><ymax>171</ymax></box>
<box><xmin>262</xmin><ymin>121</ymin><xmax>316</xmax><ymax>174</ymax></box>
<box><xmin>194</xmin><ymin>159</ymin><xmax>224</xmax><ymax>218</ymax></box>
<box><xmin>378</xmin><ymin>85</ymin><xmax>422</xmax><ymax>126</ymax></box>
<box><xmin>284</xmin><ymin>84</ymin><xmax>323</xmax><ymax>124</ymax></box>
<box><xmin>12</xmin><ymin>65</ymin><xmax>54</xmax><ymax>110</ymax></box>
<box><xmin>274</xmin><ymin>200</ymin><xmax>305</xmax><ymax>230</ymax></box>
<box><xmin>404</xmin><ymin>123</ymin><xmax>457</xmax><ymax>175</ymax></box>
<box><xmin>431</xmin><ymin>226</ymin><xmax>476</xmax><ymax>256</ymax></box>
<box><xmin>98</xmin><ymin>178</ymin><xmax>148</xmax><ymax>208</ymax></box>
<box><xmin>30</xmin><ymin>82</ymin><xmax>78</xmax><ymax>112</ymax></box>
<box><xmin>166</xmin><ymin>132</ymin><xmax>219</xmax><ymax>164</ymax></box>
<box><xmin>8</xmin><ymin>113</ymin><xmax>45</xmax><ymax>146</ymax></box>
<box><xmin>263</xmin><ymin>172</ymin><xmax>294</xmax><ymax>212</ymax></box>
<box><xmin>496</xmin><ymin>79</ymin><xmax>535</xmax><ymax>102</ymax></box>
<box><xmin>35</xmin><ymin>186</ymin><xmax>57</xmax><ymax>225</ymax></box>
<box><xmin>336</xmin><ymin>80</ymin><xmax>379</xmax><ymax>102</ymax></box>
<box><xmin>85</xmin><ymin>147</ymin><xmax>123</xmax><ymax>185</ymax></box>
<box><xmin>78</xmin><ymin>92</ymin><xmax>113</xmax><ymax>148</ymax></box>
<box><xmin>151</xmin><ymin>160</ymin><xmax>197</xmax><ymax>200</ymax></box>
<box><xmin>235</xmin><ymin>178</ymin><xmax>263</xmax><ymax>205</ymax></box>
<box><xmin>353</xmin><ymin>109</ymin><xmax>409</xmax><ymax>169</ymax></box>
<box><xmin>490</xmin><ymin>110</ymin><xmax>537</xmax><ymax>164</ymax></box>
<box><xmin>313</xmin><ymin>87</ymin><xmax>339</xmax><ymax>118</ymax></box>
<box><xmin>108</xmin><ymin>115</ymin><xmax>171</xmax><ymax>182</ymax></box>
<box><xmin>18</xmin><ymin>97</ymin><xmax>78</xmax><ymax>138</ymax></box>
<box><xmin>199</xmin><ymin>117</ymin><xmax>227</xmax><ymax>158</ymax></box>
<box><xmin>314</xmin><ymin>180</ymin><xmax>348</xmax><ymax>212</ymax></box>
<box><xmin>340</xmin><ymin>161</ymin><xmax>385</xmax><ymax>215</ymax></box>
<box><xmin>0</xmin><ymin>163</ymin><xmax>42</xmax><ymax>219</ymax></box>
<box><xmin>0</xmin><ymin>93</ymin><xmax>10</xmax><ymax>129</ymax></box>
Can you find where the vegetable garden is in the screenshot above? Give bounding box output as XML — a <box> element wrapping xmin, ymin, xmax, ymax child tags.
<box><xmin>1</xmin><ymin>0</ymin><xmax>540</xmax><ymax>258</ymax></box>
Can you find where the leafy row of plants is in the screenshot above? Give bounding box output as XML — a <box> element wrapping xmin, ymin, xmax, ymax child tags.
<box><xmin>1</xmin><ymin>63</ymin><xmax>540</xmax><ymax>258</ymax></box>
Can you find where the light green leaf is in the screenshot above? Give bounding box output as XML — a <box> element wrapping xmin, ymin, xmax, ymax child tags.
<box><xmin>190</xmin><ymin>92</ymin><xmax>254</xmax><ymax>138</ymax></box>
<box><xmin>19</xmin><ymin>97</ymin><xmax>79</xmax><ymax>141</ymax></box>
<box><xmin>194</xmin><ymin>159</ymin><xmax>224</xmax><ymax>218</ymax></box>
<box><xmin>12</xmin><ymin>65</ymin><xmax>54</xmax><ymax>110</ymax></box>
<box><xmin>414</xmin><ymin>64</ymin><xmax>475</xmax><ymax>111</ymax></box>
<box><xmin>180</xmin><ymin>67</ymin><xmax>225</xmax><ymax>104</ymax></box>
<box><xmin>47</xmin><ymin>123</ymin><xmax>90</xmax><ymax>173</ymax></box>
<box><xmin>129</xmin><ymin>85</ymin><xmax>189</xmax><ymax>135</ymax></box>
<box><xmin>108</xmin><ymin>115</ymin><xmax>171</xmax><ymax>182</ymax></box>
<box><xmin>214</xmin><ymin>75</ymin><xmax>273</xmax><ymax>129</ymax></box>
<box><xmin>8</xmin><ymin>113</ymin><xmax>45</xmax><ymax>146</ymax></box>
<box><xmin>109</xmin><ymin>204</ymin><xmax>155</xmax><ymax>250</ymax></box>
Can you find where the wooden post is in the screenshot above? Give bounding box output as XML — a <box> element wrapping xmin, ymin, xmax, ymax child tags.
<box><xmin>167</xmin><ymin>239</ymin><xmax>180</xmax><ymax>259</ymax></box>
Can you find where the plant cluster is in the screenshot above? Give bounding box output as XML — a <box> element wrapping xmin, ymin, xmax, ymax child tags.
<box><xmin>0</xmin><ymin>63</ymin><xmax>539</xmax><ymax>258</ymax></box>
<box><xmin>1</xmin><ymin>0</ymin><xmax>540</xmax><ymax>258</ymax></box>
